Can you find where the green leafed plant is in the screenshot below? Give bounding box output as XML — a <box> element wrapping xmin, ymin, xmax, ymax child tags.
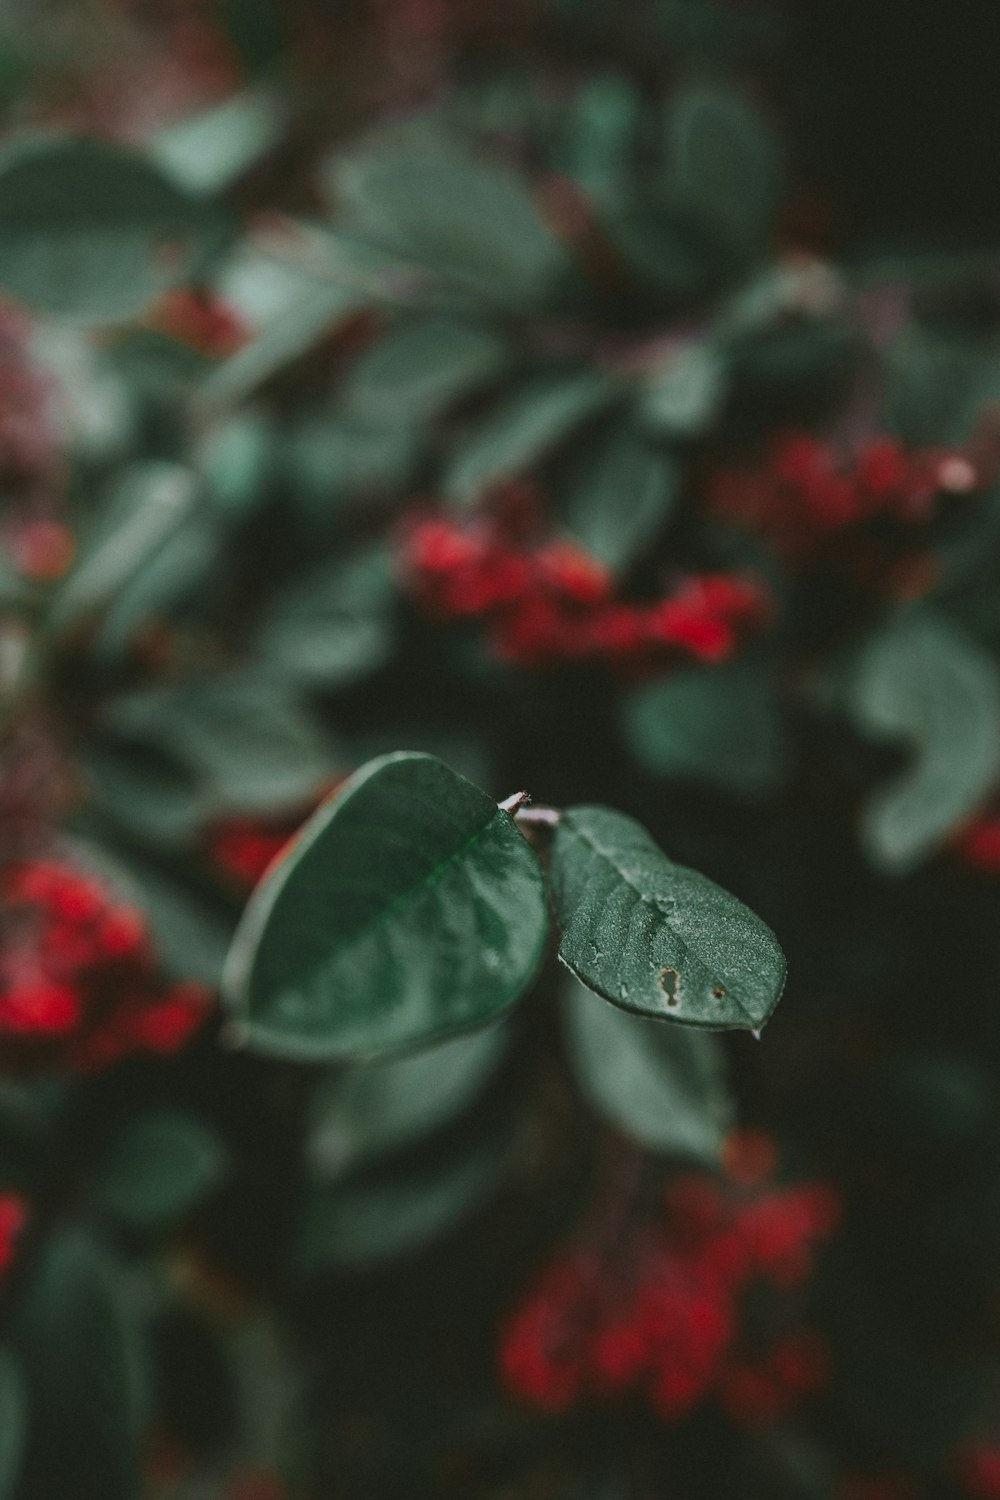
<box><xmin>223</xmin><ymin>752</ymin><xmax>787</xmax><ymax>1061</ymax></box>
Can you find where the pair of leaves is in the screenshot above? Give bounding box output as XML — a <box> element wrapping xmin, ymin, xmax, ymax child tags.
<box><xmin>223</xmin><ymin>752</ymin><xmax>786</xmax><ymax>1062</ymax></box>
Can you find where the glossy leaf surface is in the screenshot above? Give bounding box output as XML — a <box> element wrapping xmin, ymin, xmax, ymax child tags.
<box><xmin>224</xmin><ymin>754</ymin><xmax>549</xmax><ymax>1060</ymax></box>
<box><xmin>550</xmin><ymin>805</ymin><xmax>786</xmax><ymax>1031</ymax></box>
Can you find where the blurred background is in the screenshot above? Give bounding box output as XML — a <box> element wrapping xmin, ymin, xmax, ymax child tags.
<box><xmin>3</xmin><ymin>2</ymin><xmax>1000</xmax><ymax>1498</ymax></box>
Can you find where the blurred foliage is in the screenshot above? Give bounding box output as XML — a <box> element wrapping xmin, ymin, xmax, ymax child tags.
<box><xmin>1</xmin><ymin>1</ymin><xmax>1000</xmax><ymax>1498</ymax></box>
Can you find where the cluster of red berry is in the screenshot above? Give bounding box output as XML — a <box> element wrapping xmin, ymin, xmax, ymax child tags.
<box><xmin>708</xmin><ymin>434</ymin><xmax>980</xmax><ymax>569</ymax></box>
<box><xmin>401</xmin><ymin>508</ymin><xmax>769</xmax><ymax>672</ymax></box>
<box><xmin>0</xmin><ymin>1193</ymin><xmax>27</xmax><ymax>1284</ymax></box>
<box><xmin>0</xmin><ymin>857</ymin><xmax>210</xmax><ymax>1075</ymax></box>
<box><xmin>498</xmin><ymin>1133</ymin><xmax>840</xmax><ymax>1424</ymax></box>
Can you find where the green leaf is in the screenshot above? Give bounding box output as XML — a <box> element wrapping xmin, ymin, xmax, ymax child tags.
<box><xmin>148</xmin><ymin>88</ymin><xmax>286</xmax><ymax>194</ymax></box>
<box><xmin>330</xmin><ymin>127</ymin><xmax>566</xmax><ymax>305</ymax></box>
<box><xmin>667</xmin><ymin>82</ymin><xmax>780</xmax><ymax>258</ymax></box>
<box><xmin>564</xmin><ymin>428</ymin><xmax>677</xmax><ymax>573</ymax></box>
<box><xmin>200</xmin><ymin>249</ymin><xmax>363</xmax><ymax>411</ymax></box>
<box><xmin>48</xmin><ymin>463</ymin><xmax>200</xmax><ymax>634</ymax></box>
<box><xmin>0</xmin><ymin>1348</ymin><xmax>26</xmax><ymax>1500</ymax></box>
<box><xmin>343</xmin><ymin>316</ymin><xmax>510</xmax><ymax>425</ymax></box>
<box><xmin>562</xmin><ymin>976</ymin><xmax>733</xmax><ymax>1162</ymax></box>
<box><xmin>296</xmin><ymin>1129</ymin><xmax>508</xmax><ymax>1270</ymax></box>
<box><xmin>848</xmin><ymin>608</ymin><xmax>1000</xmax><ymax>871</ymax></box>
<box><xmin>622</xmin><ymin>660</ymin><xmax>786</xmax><ymax>795</ymax></box>
<box><xmin>83</xmin><ymin>739</ymin><xmax>207</xmax><ymax>848</ymax></box>
<box><xmin>13</xmin><ymin>1231</ymin><xmax>149</xmax><ymax>1500</ymax></box>
<box><xmin>283</xmin><ymin>414</ymin><xmax>419</xmax><ymax>511</ymax></box>
<box><xmin>105</xmin><ymin>671</ymin><xmax>336</xmax><ymax>815</ymax></box>
<box><xmin>550</xmin><ymin>805</ymin><xmax>786</xmax><ymax>1031</ymax></box>
<box><xmin>445</xmin><ymin>372</ymin><xmax>617</xmax><ymax>505</ymax></box>
<box><xmin>639</xmin><ymin>340</ymin><xmax>727</xmax><ymax>436</ymax></box>
<box><xmin>93</xmin><ymin>509</ymin><xmax>221</xmax><ymax>660</ymax></box>
<box><xmin>306</xmin><ymin>1022</ymin><xmax>509</xmax><ymax>1178</ymax></box>
<box><xmin>0</xmin><ymin>136</ymin><xmax>224</xmax><ymax>323</ymax></box>
<box><xmin>94</xmin><ymin>1111</ymin><xmax>231</xmax><ymax>1232</ymax></box>
<box><xmin>556</xmin><ymin>74</ymin><xmax>640</xmax><ymax>203</ymax></box>
<box><xmin>197</xmin><ymin>414</ymin><xmax>276</xmax><ymax>519</ymax></box>
<box><xmin>258</xmin><ymin>547</ymin><xmax>395</xmax><ymax>689</ymax></box>
<box><xmin>223</xmin><ymin>753</ymin><xmax>549</xmax><ymax>1061</ymax></box>
<box><xmin>94</xmin><ymin>852</ymin><xmax>232</xmax><ymax>986</ymax></box>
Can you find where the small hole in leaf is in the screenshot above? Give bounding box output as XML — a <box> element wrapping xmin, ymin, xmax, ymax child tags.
<box><xmin>659</xmin><ymin>966</ymin><xmax>680</xmax><ymax>1007</ymax></box>
<box><xmin>712</xmin><ymin>984</ymin><xmax>727</xmax><ymax>1000</ymax></box>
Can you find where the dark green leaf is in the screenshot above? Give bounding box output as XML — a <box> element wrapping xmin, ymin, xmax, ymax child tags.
<box><xmin>330</xmin><ymin>127</ymin><xmax>566</xmax><ymax>305</ymax></box>
<box><xmin>198</xmin><ymin>414</ymin><xmax>276</xmax><ymax>519</ymax></box>
<box><xmin>556</xmin><ymin>74</ymin><xmax>640</xmax><ymax>203</ymax></box>
<box><xmin>562</xmin><ymin>975</ymin><xmax>733</xmax><ymax>1162</ymax></box>
<box><xmin>639</xmin><ymin>340</ymin><xmax>726</xmax><ymax>435</ymax></box>
<box><xmin>564</xmin><ymin>428</ymin><xmax>677</xmax><ymax>573</ymax></box>
<box><xmin>667</xmin><ymin>82</ymin><xmax>780</xmax><ymax>258</ymax></box>
<box><xmin>49</xmin><ymin>463</ymin><xmax>199</xmax><ymax>634</ymax></box>
<box><xmin>13</xmin><ymin>1231</ymin><xmax>149</xmax><ymax>1500</ymax></box>
<box><xmin>0</xmin><ymin>1347</ymin><xmax>26</xmax><ymax>1500</ymax></box>
<box><xmin>93</xmin><ymin>509</ymin><xmax>221</xmax><ymax>660</ymax></box>
<box><xmin>445</xmin><ymin>372</ymin><xmax>617</xmax><ymax>505</ymax></box>
<box><xmin>343</xmin><ymin>316</ymin><xmax>510</xmax><ymax>425</ymax></box>
<box><xmin>550</xmin><ymin>805</ymin><xmax>786</xmax><ymax>1031</ymax></box>
<box><xmin>199</xmin><ymin>258</ymin><xmax>362</xmax><ymax>411</ymax></box>
<box><xmin>95</xmin><ymin>1112</ymin><xmax>230</xmax><ymax>1232</ymax></box>
<box><xmin>306</xmin><ymin>1022</ymin><xmax>509</xmax><ymax>1178</ymax></box>
<box><xmin>622</xmin><ymin>659</ymin><xmax>786</xmax><ymax>795</ymax></box>
<box><xmin>0</xmin><ymin>137</ymin><xmax>224</xmax><ymax>323</ymax></box>
<box><xmin>296</xmin><ymin>1129</ymin><xmax>508</xmax><ymax>1270</ymax></box>
<box><xmin>258</xmin><ymin>548</ymin><xmax>395</xmax><ymax>689</ymax></box>
<box><xmin>105</xmin><ymin>671</ymin><xmax>336</xmax><ymax>815</ymax></box>
<box><xmin>83</xmin><ymin>739</ymin><xmax>207</xmax><ymax>848</ymax></box>
<box><xmin>284</xmin><ymin>414</ymin><xmax>419</xmax><ymax>513</ymax></box>
<box><xmin>848</xmin><ymin>608</ymin><xmax>1000</xmax><ymax>871</ymax></box>
<box><xmin>223</xmin><ymin>753</ymin><xmax>549</xmax><ymax>1060</ymax></box>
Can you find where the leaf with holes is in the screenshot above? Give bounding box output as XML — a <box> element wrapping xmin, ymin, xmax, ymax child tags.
<box><xmin>223</xmin><ymin>753</ymin><xmax>549</xmax><ymax>1060</ymax></box>
<box><xmin>550</xmin><ymin>805</ymin><xmax>786</xmax><ymax>1031</ymax></box>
